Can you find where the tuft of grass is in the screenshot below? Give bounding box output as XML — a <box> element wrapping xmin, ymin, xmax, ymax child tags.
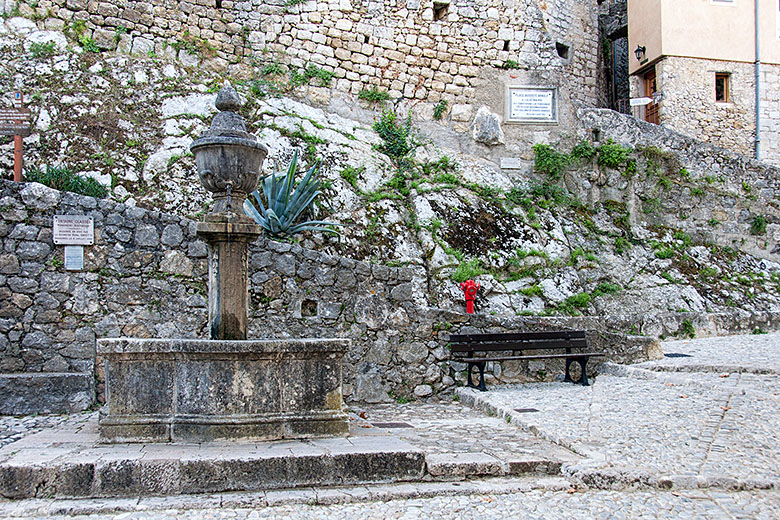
<box><xmin>451</xmin><ymin>259</ymin><xmax>484</xmax><ymax>283</ymax></box>
<box><xmin>677</xmin><ymin>319</ymin><xmax>695</xmax><ymax>339</ymax></box>
<box><xmin>30</xmin><ymin>41</ymin><xmax>57</xmax><ymax>59</ymax></box>
<box><xmin>339</xmin><ymin>165</ymin><xmax>365</xmax><ymax>189</ymax></box>
<box><xmin>592</xmin><ymin>282</ymin><xmax>621</xmax><ymax>298</ymax></box>
<box><xmin>750</xmin><ymin>216</ymin><xmax>767</xmax><ymax>235</ymax></box>
<box><xmin>26</xmin><ymin>165</ymin><xmax>108</xmax><ymax>198</ymax></box>
<box><xmin>433</xmin><ymin>99</ymin><xmax>448</xmax><ymax>120</ymax></box>
<box><xmin>79</xmin><ymin>35</ymin><xmax>100</xmax><ymax>53</ymax></box>
<box><xmin>372</xmin><ymin>110</ymin><xmax>419</xmax><ymax>170</ymax></box>
<box><xmin>533</xmin><ymin>143</ymin><xmax>569</xmax><ymax>180</ymax></box>
<box><xmin>614</xmin><ymin>237</ymin><xmax>631</xmax><ymax>255</ymax></box>
<box><xmin>358</xmin><ymin>86</ymin><xmax>391</xmax><ymax>103</ymax></box>
<box><xmin>518</xmin><ymin>284</ymin><xmax>543</xmax><ymax>297</ymax></box>
<box><xmin>556</xmin><ymin>292</ymin><xmax>591</xmax><ymax>315</ymax></box>
<box><xmin>597</xmin><ymin>139</ymin><xmax>631</xmax><ymax>169</ymax></box>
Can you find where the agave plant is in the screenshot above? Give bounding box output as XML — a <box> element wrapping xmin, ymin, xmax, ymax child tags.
<box><xmin>244</xmin><ymin>150</ymin><xmax>339</xmax><ymax>239</ymax></box>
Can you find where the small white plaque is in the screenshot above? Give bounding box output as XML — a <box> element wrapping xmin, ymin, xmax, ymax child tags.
<box><xmin>53</xmin><ymin>215</ymin><xmax>94</xmax><ymax>245</ymax></box>
<box><xmin>506</xmin><ymin>87</ymin><xmax>557</xmax><ymax>123</ymax></box>
<box><xmin>630</xmin><ymin>97</ymin><xmax>653</xmax><ymax>106</ymax></box>
<box><xmin>500</xmin><ymin>157</ymin><xmax>525</xmax><ymax>170</ymax></box>
<box><xmin>64</xmin><ymin>246</ymin><xmax>84</xmax><ymax>271</ymax></box>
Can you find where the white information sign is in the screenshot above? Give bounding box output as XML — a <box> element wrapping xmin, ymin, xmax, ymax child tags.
<box><xmin>507</xmin><ymin>87</ymin><xmax>557</xmax><ymax>123</ymax></box>
<box><xmin>64</xmin><ymin>246</ymin><xmax>84</xmax><ymax>271</ymax></box>
<box><xmin>500</xmin><ymin>157</ymin><xmax>525</xmax><ymax>170</ymax></box>
<box><xmin>53</xmin><ymin>215</ymin><xmax>94</xmax><ymax>245</ymax></box>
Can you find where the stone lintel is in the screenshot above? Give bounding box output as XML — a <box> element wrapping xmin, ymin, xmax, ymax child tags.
<box><xmin>97</xmin><ymin>338</ymin><xmax>350</xmax><ymax>355</ymax></box>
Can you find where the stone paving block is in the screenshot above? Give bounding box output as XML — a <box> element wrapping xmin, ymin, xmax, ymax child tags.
<box><xmin>312</xmin><ymin>485</ymin><xmax>373</xmax><ymax>505</ymax></box>
<box><xmin>136</xmin><ymin>493</ymin><xmax>221</xmax><ymax>511</ymax></box>
<box><xmin>219</xmin><ymin>491</ymin><xmax>268</xmax><ymax>508</ymax></box>
<box><xmin>426</xmin><ymin>452</ymin><xmax>504</xmax><ymax>478</ymax></box>
<box><xmin>265</xmin><ymin>487</ymin><xmax>318</xmax><ymax>506</ymax></box>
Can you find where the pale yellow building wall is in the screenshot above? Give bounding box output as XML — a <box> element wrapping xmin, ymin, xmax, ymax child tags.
<box><xmin>628</xmin><ymin>0</ymin><xmax>662</xmax><ymax>75</ymax></box>
<box><xmin>629</xmin><ymin>0</ymin><xmax>780</xmax><ymax>75</ymax></box>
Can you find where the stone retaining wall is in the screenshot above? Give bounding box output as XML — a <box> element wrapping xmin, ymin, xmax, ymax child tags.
<box><xmin>578</xmin><ymin>107</ymin><xmax>780</xmax><ymax>262</ymax></box>
<box><xmin>0</xmin><ymin>178</ymin><xmax>659</xmax><ymax>413</ymax></box>
<box><xmin>3</xmin><ymin>0</ymin><xmax>600</xmax><ymax>129</ymax></box>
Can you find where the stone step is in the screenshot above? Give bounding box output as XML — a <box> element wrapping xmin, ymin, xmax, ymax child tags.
<box><xmin>0</xmin><ymin>415</ymin><xmax>426</xmax><ymax>500</ymax></box>
<box><xmin>425</xmin><ymin>452</ymin><xmax>565</xmax><ymax>479</ymax></box>
<box><xmin>0</xmin><ymin>438</ymin><xmax>426</xmax><ymax>499</ymax></box>
<box><xmin>0</xmin><ymin>373</ymin><xmax>93</xmax><ymax>415</ymax></box>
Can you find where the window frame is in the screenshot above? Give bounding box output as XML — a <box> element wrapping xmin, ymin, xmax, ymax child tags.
<box><xmin>715</xmin><ymin>72</ymin><xmax>731</xmax><ymax>103</ymax></box>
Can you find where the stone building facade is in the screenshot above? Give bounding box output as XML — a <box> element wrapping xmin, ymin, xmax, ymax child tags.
<box><xmin>647</xmin><ymin>57</ymin><xmax>759</xmax><ymax>158</ymax></box>
<box><xmin>627</xmin><ymin>0</ymin><xmax>780</xmax><ymax>166</ymax></box>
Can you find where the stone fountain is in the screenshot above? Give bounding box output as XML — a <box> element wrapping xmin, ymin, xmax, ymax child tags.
<box><xmin>97</xmin><ymin>85</ymin><xmax>349</xmax><ymax>443</ymax></box>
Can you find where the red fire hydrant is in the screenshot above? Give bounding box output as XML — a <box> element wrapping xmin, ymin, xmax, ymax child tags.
<box><xmin>459</xmin><ymin>279</ymin><xmax>480</xmax><ymax>314</ymax></box>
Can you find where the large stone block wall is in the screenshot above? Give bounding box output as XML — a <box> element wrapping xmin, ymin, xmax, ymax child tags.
<box><xmin>629</xmin><ymin>56</ymin><xmax>780</xmax><ymax>167</ymax></box>
<box><xmin>0</xmin><ymin>178</ymin><xmax>658</xmax><ymax>413</ymax></box>
<box><xmin>7</xmin><ymin>0</ymin><xmax>601</xmax><ymax>123</ymax></box>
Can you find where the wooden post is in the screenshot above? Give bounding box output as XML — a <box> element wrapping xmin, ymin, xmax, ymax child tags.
<box><xmin>13</xmin><ymin>134</ymin><xmax>22</xmax><ymax>182</ymax></box>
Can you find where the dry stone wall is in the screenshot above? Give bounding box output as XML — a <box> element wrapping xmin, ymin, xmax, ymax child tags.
<box><xmin>0</xmin><ymin>178</ymin><xmax>658</xmax><ymax>414</ymax></box>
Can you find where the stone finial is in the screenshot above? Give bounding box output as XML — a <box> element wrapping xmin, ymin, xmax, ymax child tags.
<box><xmin>215</xmin><ymin>82</ymin><xmax>241</xmax><ymax>112</ymax></box>
<box><xmin>190</xmin><ymin>82</ymin><xmax>268</xmax><ymax>215</ymax></box>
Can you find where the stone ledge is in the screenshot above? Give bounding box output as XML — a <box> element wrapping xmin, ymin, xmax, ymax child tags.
<box><xmin>0</xmin><ymin>437</ymin><xmax>426</xmax><ymax>499</ymax></box>
<box><xmin>0</xmin><ymin>373</ymin><xmax>93</xmax><ymax>415</ymax></box>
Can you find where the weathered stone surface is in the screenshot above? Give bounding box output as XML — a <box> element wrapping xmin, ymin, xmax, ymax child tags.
<box><xmin>471</xmin><ymin>106</ymin><xmax>505</xmax><ymax>146</ymax></box>
<box><xmin>353</xmin><ymin>364</ymin><xmax>389</xmax><ymax>403</ymax></box>
<box><xmin>98</xmin><ymin>338</ymin><xmax>350</xmax><ymax>442</ymax></box>
<box><xmin>0</xmin><ymin>373</ymin><xmax>93</xmax><ymax>414</ymax></box>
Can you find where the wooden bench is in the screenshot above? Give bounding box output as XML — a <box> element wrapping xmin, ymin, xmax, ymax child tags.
<box><xmin>449</xmin><ymin>330</ymin><xmax>605</xmax><ymax>391</ymax></box>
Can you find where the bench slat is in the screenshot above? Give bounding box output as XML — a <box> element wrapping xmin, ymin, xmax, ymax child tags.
<box><xmin>459</xmin><ymin>352</ymin><xmax>605</xmax><ymax>362</ymax></box>
<box><xmin>450</xmin><ymin>338</ymin><xmax>588</xmax><ymax>352</ymax></box>
<box><xmin>449</xmin><ymin>330</ymin><xmax>586</xmax><ymax>342</ymax></box>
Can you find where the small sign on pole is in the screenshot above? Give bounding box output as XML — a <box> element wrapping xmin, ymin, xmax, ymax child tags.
<box><xmin>1</xmin><ymin>93</ymin><xmax>31</xmax><ymax>182</ymax></box>
<box><xmin>629</xmin><ymin>97</ymin><xmax>653</xmax><ymax>106</ymax></box>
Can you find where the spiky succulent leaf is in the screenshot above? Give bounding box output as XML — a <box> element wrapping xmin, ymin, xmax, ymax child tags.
<box><xmin>244</xmin><ymin>150</ymin><xmax>340</xmax><ymax>239</ymax></box>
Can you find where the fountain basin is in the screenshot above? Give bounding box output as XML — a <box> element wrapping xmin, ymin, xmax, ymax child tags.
<box><xmin>98</xmin><ymin>338</ymin><xmax>349</xmax><ymax>443</ymax></box>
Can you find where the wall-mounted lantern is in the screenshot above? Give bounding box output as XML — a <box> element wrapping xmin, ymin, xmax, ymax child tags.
<box><xmin>634</xmin><ymin>45</ymin><xmax>646</xmax><ymax>62</ymax></box>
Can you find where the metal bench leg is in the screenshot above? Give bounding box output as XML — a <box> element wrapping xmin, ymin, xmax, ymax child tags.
<box><xmin>467</xmin><ymin>361</ymin><xmax>488</xmax><ymax>391</ymax></box>
<box><xmin>563</xmin><ymin>358</ymin><xmax>574</xmax><ymax>383</ymax></box>
<box><xmin>579</xmin><ymin>357</ymin><xmax>589</xmax><ymax>386</ymax></box>
<box><xmin>476</xmin><ymin>361</ymin><xmax>487</xmax><ymax>391</ymax></box>
<box><xmin>467</xmin><ymin>362</ymin><xmax>477</xmax><ymax>389</ymax></box>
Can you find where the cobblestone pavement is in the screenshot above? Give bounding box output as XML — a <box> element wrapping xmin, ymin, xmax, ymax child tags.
<box><xmin>1</xmin><ymin>332</ymin><xmax>779</xmax><ymax>518</ymax></box>
<box><xmin>460</xmin><ymin>332</ymin><xmax>780</xmax><ymax>489</ymax></box>
<box><xmin>2</xmin><ymin>486</ymin><xmax>779</xmax><ymax>519</ymax></box>
<box><xmin>0</xmin><ymin>414</ymin><xmax>72</xmax><ymax>449</ymax></box>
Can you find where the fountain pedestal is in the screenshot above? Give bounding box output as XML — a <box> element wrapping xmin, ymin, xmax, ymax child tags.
<box><xmin>98</xmin><ymin>83</ymin><xmax>349</xmax><ymax>443</ymax></box>
<box><xmin>197</xmin><ymin>214</ymin><xmax>260</xmax><ymax>340</ymax></box>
